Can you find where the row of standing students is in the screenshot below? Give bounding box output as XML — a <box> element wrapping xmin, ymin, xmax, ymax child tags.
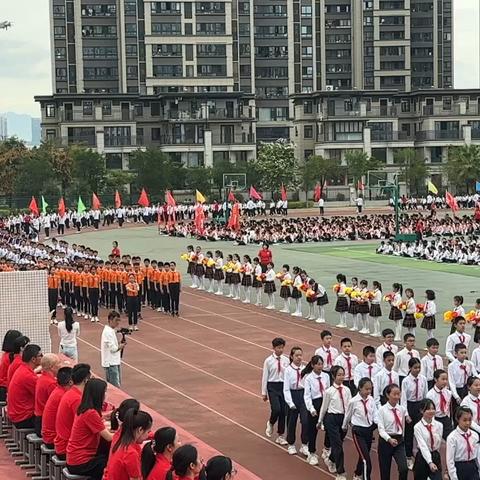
<box><xmin>262</xmin><ymin>333</ymin><xmax>480</xmax><ymax>480</ymax></box>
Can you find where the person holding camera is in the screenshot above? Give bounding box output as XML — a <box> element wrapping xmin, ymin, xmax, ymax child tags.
<box><xmin>101</xmin><ymin>310</ymin><xmax>125</xmax><ymax>388</ymax></box>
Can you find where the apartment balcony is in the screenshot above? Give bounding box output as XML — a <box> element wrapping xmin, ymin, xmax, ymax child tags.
<box><xmin>104</xmin><ymin>136</ymin><xmax>137</xmax><ymax>147</ymax></box>
<box><xmin>166</xmin><ymin>109</ymin><xmax>251</xmax><ymax>121</ymax></box>
<box><xmin>421</xmin><ymin>105</ymin><xmax>479</xmax><ymax>116</ymax></box>
<box><xmin>60</xmin><ymin>110</ymin><xmax>135</xmax><ymax>122</ymax></box>
<box><xmin>415</xmin><ymin>130</ymin><xmax>463</xmax><ymax>141</ymax></box>
<box><xmin>62</xmin><ymin>135</ymin><xmax>97</xmax><ymax>147</ymax></box>
<box><xmin>371</xmin><ymin>130</ymin><xmax>411</xmax><ymax>141</ymax></box>
<box><xmin>472</xmin><ymin>129</ymin><xmax>480</xmax><ymax>139</ymax></box>
<box><xmin>319</xmin><ymin>133</ymin><xmax>364</xmax><ymax>143</ymax></box>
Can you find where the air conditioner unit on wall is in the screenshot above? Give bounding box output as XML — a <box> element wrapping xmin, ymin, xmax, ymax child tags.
<box><xmin>325</xmin><ymin>85</ymin><xmax>334</xmax><ymax>91</ymax></box>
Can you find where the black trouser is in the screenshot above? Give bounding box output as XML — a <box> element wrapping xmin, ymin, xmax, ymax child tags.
<box><xmin>109</xmin><ymin>283</ymin><xmax>117</xmax><ymax>309</ymax></box>
<box><xmin>406</xmin><ymin>400</ymin><xmax>422</xmax><ymax>457</ymax></box>
<box><xmin>34</xmin><ymin>416</ymin><xmax>42</xmax><ymax>437</ymax></box>
<box><xmin>64</xmin><ymin>283</ymin><xmax>72</xmax><ymax>308</ymax></box>
<box><xmin>319</xmin><ymin>207</ymin><xmax>324</xmax><ymax>215</ymax></box>
<box><xmin>45</xmin><ymin>227</ymin><xmax>50</xmax><ymax>237</ymax></box>
<box><xmin>101</xmin><ymin>282</ymin><xmax>108</xmax><ymax>306</ymax></box>
<box><xmin>93</xmin><ymin>219</ymin><xmax>99</xmax><ymax>229</ymax></box>
<box><xmin>286</xmin><ymin>389</ymin><xmax>308</xmax><ymax>446</ymax></box>
<box><xmin>435</xmin><ymin>416</ymin><xmax>452</xmax><ymax>440</ymax></box>
<box><xmin>427</xmin><ymin>380</ymin><xmax>434</xmax><ymax>391</ymax></box>
<box><xmin>74</xmin><ymin>286</ymin><xmax>82</xmax><ymax>312</ymax></box>
<box><xmin>267</xmin><ymin>382</ymin><xmax>286</xmax><ymax>436</ymax></box>
<box><xmin>57</xmin><ymin>224</ymin><xmax>64</xmax><ymax>235</ymax></box>
<box><xmin>343</xmin><ymin>379</ymin><xmax>357</xmax><ymax>396</ymax></box>
<box><xmin>118</xmin><ymin>217</ymin><xmax>124</xmax><ymax>227</ymax></box>
<box><xmin>13</xmin><ymin>417</ymin><xmax>35</xmax><ymax>429</ymax></box>
<box><xmin>324</xmin><ymin>413</ymin><xmax>346</xmax><ymax>474</ymax></box>
<box><xmin>67</xmin><ymin>454</ymin><xmax>107</xmax><ymax>480</ymax></box>
<box><xmin>413</xmin><ymin>449</ymin><xmax>441</xmax><ymax>480</ymax></box>
<box><xmin>162</xmin><ymin>286</ymin><xmax>171</xmax><ymax>312</ymax></box>
<box><xmin>307</xmin><ymin>397</ymin><xmax>326</xmax><ymax>453</ymax></box>
<box><xmin>127</xmin><ymin>296</ymin><xmax>138</xmax><ymax>326</ymax></box>
<box><xmin>142</xmin><ymin>278</ymin><xmax>148</xmax><ymax>304</ymax></box>
<box><xmin>352</xmin><ymin>425</ymin><xmax>375</xmax><ymax>479</ymax></box>
<box><xmin>48</xmin><ymin>288</ymin><xmax>58</xmax><ymax>316</ymax></box>
<box><xmin>169</xmin><ymin>283</ymin><xmax>180</xmax><ymax>314</ymax></box>
<box><xmin>89</xmin><ymin>288</ymin><xmax>99</xmax><ymax>317</ymax></box>
<box><xmin>378</xmin><ymin>435</ymin><xmax>408</xmax><ymax>480</ymax></box>
<box><xmin>116</xmin><ymin>284</ymin><xmax>124</xmax><ymax>312</ymax></box>
<box><xmin>81</xmin><ymin>287</ymin><xmax>89</xmax><ymax>314</ymax></box>
<box><xmin>0</xmin><ymin>386</ymin><xmax>6</xmax><ymax>402</ymax></box>
<box><xmin>455</xmin><ymin>460</ymin><xmax>480</xmax><ymax>480</ymax></box>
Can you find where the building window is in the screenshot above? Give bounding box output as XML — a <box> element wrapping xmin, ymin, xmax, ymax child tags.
<box><xmin>151</xmin><ymin>128</ymin><xmax>161</xmax><ymax>140</ymax></box>
<box><xmin>83</xmin><ymin>46</ymin><xmax>117</xmax><ymax>59</ymax></box>
<box><xmin>302</xmin><ymin>46</ymin><xmax>313</xmax><ymax>57</ymax></box>
<box><xmin>304</xmin><ymin>125</ymin><xmax>313</xmax><ymax>138</ymax></box>
<box><xmin>153</xmin><ymin>44</ymin><xmax>182</xmax><ymax>57</ymax></box>
<box><xmin>54</xmin><ymin>26</ymin><xmax>66</xmax><ymax>38</ymax></box>
<box><xmin>151</xmin><ymin>2</ymin><xmax>181</xmax><ymax>13</ymax></box>
<box><xmin>126</xmin><ymin>45</ymin><xmax>137</xmax><ymax>57</ymax></box>
<box><xmin>46</xmin><ymin>129</ymin><xmax>56</xmax><ymax>140</ymax></box>
<box><xmin>55</xmin><ymin>68</ymin><xmax>67</xmax><ymax>81</ymax></box>
<box><xmin>151</xmin><ymin>23</ymin><xmax>182</xmax><ymax>35</ymax></box>
<box><xmin>196</xmin><ymin>2</ymin><xmax>226</xmax><ymax>13</ymax></box>
<box><xmin>127</xmin><ymin>65</ymin><xmax>138</xmax><ymax>79</ymax></box>
<box><xmin>153</xmin><ymin>65</ymin><xmax>183</xmax><ymax>77</ymax></box>
<box><xmin>81</xmin><ymin>4</ymin><xmax>116</xmax><ymax>16</ymax></box>
<box><xmin>46</xmin><ymin>104</ymin><xmax>56</xmax><ymax>118</ymax></box>
<box><xmin>134</xmin><ymin>104</ymin><xmax>144</xmax><ymax>117</ymax></box>
<box><xmin>197</xmin><ymin>44</ymin><xmax>226</xmax><ymax>56</ymax></box>
<box><xmin>442</xmin><ymin>97</ymin><xmax>452</xmax><ymax>110</ymax></box>
<box><xmin>303</xmin><ymin>101</ymin><xmax>313</xmax><ymax>114</ymax></box>
<box><xmin>125</xmin><ymin>23</ymin><xmax>137</xmax><ymax>36</ymax></box>
<box><xmin>238</xmin><ymin>2</ymin><xmax>249</xmax><ymax>13</ymax></box>
<box><xmin>125</xmin><ymin>1</ymin><xmax>137</xmax><ymax>15</ymax></box>
<box><xmin>105</xmin><ymin>153</ymin><xmax>123</xmax><ymax>169</ymax></box>
<box><xmin>304</xmin><ymin>149</ymin><xmax>313</xmax><ymax>159</ymax></box>
<box><xmin>197</xmin><ymin>64</ymin><xmax>226</xmax><ymax>76</ymax></box>
<box><xmin>301</xmin><ymin>5</ymin><xmax>312</xmax><ymax>16</ymax></box>
<box><xmin>102</xmin><ymin>101</ymin><xmax>112</xmax><ymax>116</ymax></box>
<box><xmin>151</xmin><ymin>103</ymin><xmax>161</xmax><ymax>116</ymax></box>
<box><xmin>53</xmin><ymin>5</ymin><xmax>65</xmax><ymax>16</ymax></box>
<box><xmin>239</xmin><ymin>23</ymin><xmax>250</xmax><ymax>36</ymax></box>
<box><xmin>196</xmin><ymin>22</ymin><xmax>225</xmax><ymax>35</ymax></box>
<box><xmin>83</xmin><ymin>101</ymin><xmax>94</xmax><ymax>116</ymax></box>
<box><xmin>302</xmin><ymin>66</ymin><xmax>313</xmax><ymax>78</ymax></box>
<box><xmin>55</xmin><ymin>47</ymin><xmax>66</xmax><ymax>59</ymax></box>
<box><xmin>105</xmin><ymin>126</ymin><xmax>131</xmax><ymax>146</ymax></box>
<box><xmin>301</xmin><ymin>25</ymin><xmax>312</xmax><ymax>38</ymax></box>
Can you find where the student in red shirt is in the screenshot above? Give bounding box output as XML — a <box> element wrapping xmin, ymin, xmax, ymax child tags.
<box><xmin>8</xmin><ymin>344</ymin><xmax>43</xmax><ymax>428</ymax></box>
<box><xmin>105</xmin><ymin>408</ymin><xmax>153</xmax><ymax>480</ymax></box>
<box><xmin>141</xmin><ymin>427</ymin><xmax>180</xmax><ymax>480</ymax></box>
<box><xmin>42</xmin><ymin>367</ymin><xmax>73</xmax><ymax>448</ymax></box>
<box><xmin>258</xmin><ymin>243</ymin><xmax>273</xmax><ymax>273</ymax></box>
<box><xmin>55</xmin><ymin>363</ymin><xmax>91</xmax><ymax>459</ymax></box>
<box><xmin>7</xmin><ymin>335</ymin><xmax>30</xmax><ymax>386</ymax></box>
<box><xmin>0</xmin><ymin>329</ymin><xmax>22</xmax><ymax>401</ymax></box>
<box><xmin>66</xmin><ymin>378</ymin><xmax>113</xmax><ymax>480</ymax></box>
<box><xmin>34</xmin><ymin>353</ymin><xmax>61</xmax><ymax>436</ymax></box>
<box><xmin>165</xmin><ymin>444</ymin><xmax>204</xmax><ymax>480</ymax></box>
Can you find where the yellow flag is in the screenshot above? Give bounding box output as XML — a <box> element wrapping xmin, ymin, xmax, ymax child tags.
<box><xmin>427</xmin><ymin>181</ymin><xmax>438</xmax><ymax>195</ymax></box>
<box><xmin>196</xmin><ymin>190</ymin><xmax>206</xmax><ymax>204</ymax></box>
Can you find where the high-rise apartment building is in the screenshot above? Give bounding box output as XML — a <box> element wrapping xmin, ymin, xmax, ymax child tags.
<box><xmin>38</xmin><ymin>0</ymin><xmax>453</xmax><ymax>163</ymax></box>
<box><xmin>0</xmin><ymin>116</ymin><xmax>7</xmax><ymax>141</ymax></box>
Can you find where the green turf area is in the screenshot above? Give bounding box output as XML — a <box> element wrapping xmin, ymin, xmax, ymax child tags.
<box><xmin>74</xmin><ymin>225</ymin><xmax>480</xmax><ymax>350</ymax></box>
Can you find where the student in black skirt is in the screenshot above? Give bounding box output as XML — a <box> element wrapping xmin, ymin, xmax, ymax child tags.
<box><xmin>306</xmin><ymin>279</ymin><xmax>318</xmax><ymax>320</ymax></box>
<box><xmin>225</xmin><ymin>254</ymin><xmax>234</xmax><ymax>298</ymax></box>
<box><xmin>316</xmin><ymin>283</ymin><xmax>328</xmax><ymax>324</ymax></box>
<box><xmin>473</xmin><ymin>298</ymin><xmax>480</xmax><ymax>344</ymax></box>
<box><xmin>231</xmin><ymin>253</ymin><xmax>242</xmax><ymax>300</ymax></box>
<box><xmin>291</xmin><ymin>266</ymin><xmax>303</xmax><ymax>317</ymax></box>
<box><xmin>213</xmin><ymin>250</ymin><xmax>224</xmax><ymax>295</ymax></box>
<box><xmin>413</xmin><ymin>399</ymin><xmax>443</xmax><ymax>480</ymax></box>
<box><xmin>252</xmin><ymin>257</ymin><xmax>263</xmax><ymax>306</ymax></box>
<box><xmin>421</xmin><ymin>290</ymin><xmax>437</xmax><ymax>340</ymax></box>
<box><xmin>186</xmin><ymin>245</ymin><xmax>195</xmax><ymax>286</ymax></box>
<box><xmin>403</xmin><ymin>288</ymin><xmax>416</xmax><ymax>335</ymax></box>
<box><xmin>388</xmin><ymin>283</ymin><xmax>403</xmax><ymax>341</ymax></box>
<box><xmin>348</xmin><ymin>277</ymin><xmax>360</xmax><ymax>331</ymax></box>
<box><xmin>264</xmin><ymin>262</ymin><xmax>276</xmax><ymax>310</ymax></box>
<box><xmin>278</xmin><ymin>264</ymin><xmax>292</xmax><ymax>313</ymax></box>
<box><xmin>241</xmin><ymin>255</ymin><xmax>253</xmax><ymax>304</ymax></box>
<box><xmin>335</xmin><ymin>273</ymin><xmax>349</xmax><ymax>328</ymax></box>
<box><xmin>204</xmin><ymin>251</ymin><xmax>215</xmax><ymax>293</ymax></box>
<box><xmin>369</xmin><ymin>280</ymin><xmax>383</xmax><ymax>337</ymax></box>
<box><xmin>357</xmin><ymin>279</ymin><xmax>370</xmax><ymax>333</ymax></box>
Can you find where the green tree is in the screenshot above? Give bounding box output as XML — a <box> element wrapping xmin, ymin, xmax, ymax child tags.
<box><xmin>0</xmin><ymin>137</ymin><xmax>29</xmax><ymax>204</ymax></box>
<box><xmin>394</xmin><ymin>148</ymin><xmax>428</xmax><ymax>195</ymax></box>
<box><xmin>14</xmin><ymin>150</ymin><xmax>55</xmax><ymax>197</ymax></box>
<box><xmin>185</xmin><ymin>167</ymin><xmax>212</xmax><ymax>196</ymax></box>
<box><xmin>41</xmin><ymin>141</ymin><xmax>74</xmax><ymax>195</ymax></box>
<box><xmin>71</xmin><ymin>146</ymin><xmax>106</xmax><ymax>196</ymax></box>
<box><xmin>445</xmin><ymin>145</ymin><xmax>480</xmax><ymax>193</ymax></box>
<box><xmin>345</xmin><ymin>150</ymin><xmax>382</xmax><ymax>186</ymax></box>
<box><xmin>300</xmin><ymin>155</ymin><xmax>343</xmax><ymax>196</ymax></box>
<box><xmin>103</xmin><ymin>170</ymin><xmax>136</xmax><ymax>197</ymax></box>
<box><xmin>256</xmin><ymin>140</ymin><xmax>300</xmax><ymax>193</ymax></box>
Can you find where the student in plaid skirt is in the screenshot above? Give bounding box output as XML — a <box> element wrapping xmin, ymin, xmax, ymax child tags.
<box><xmin>316</xmin><ymin>283</ymin><xmax>329</xmax><ymax>324</ymax></box>
<box><xmin>291</xmin><ymin>267</ymin><xmax>303</xmax><ymax>317</ymax></box>
<box><xmin>225</xmin><ymin>254</ymin><xmax>234</xmax><ymax>297</ymax></box>
<box><xmin>213</xmin><ymin>250</ymin><xmax>224</xmax><ymax>295</ymax></box>
<box><xmin>194</xmin><ymin>246</ymin><xmax>205</xmax><ymax>290</ymax></box>
<box><xmin>204</xmin><ymin>250</ymin><xmax>215</xmax><ymax>293</ymax></box>
<box><xmin>252</xmin><ymin>257</ymin><xmax>263</xmax><ymax>306</ymax></box>
<box><xmin>278</xmin><ymin>264</ymin><xmax>292</xmax><ymax>313</ymax></box>
<box><xmin>186</xmin><ymin>245</ymin><xmax>196</xmax><ymax>286</ymax></box>
<box><xmin>264</xmin><ymin>262</ymin><xmax>276</xmax><ymax>309</ymax></box>
<box><xmin>241</xmin><ymin>255</ymin><xmax>253</xmax><ymax>304</ymax></box>
<box><xmin>420</xmin><ymin>290</ymin><xmax>436</xmax><ymax>339</ymax></box>
<box><xmin>357</xmin><ymin>279</ymin><xmax>370</xmax><ymax>334</ymax></box>
<box><xmin>231</xmin><ymin>253</ymin><xmax>242</xmax><ymax>300</ymax></box>
<box><xmin>306</xmin><ymin>279</ymin><xmax>319</xmax><ymax>320</ymax></box>
<box><xmin>388</xmin><ymin>283</ymin><xmax>403</xmax><ymax>341</ymax></box>
<box><xmin>335</xmin><ymin>273</ymin><xmax>349</xmax><ymax>328</ymax></box>
<box><xmin>348</xmin><ymin>277</ymin><xmax>360</xmax><ymax>331</ymax></box>
<box><xmin>369</xmin><ymin>280</ymin><xmax>382</xmax><ymax>337</ymax></box>
<box><xmin>402</xmin><ymin>288</ymin><xmax>416</xmax><ymax>335</ymax></box>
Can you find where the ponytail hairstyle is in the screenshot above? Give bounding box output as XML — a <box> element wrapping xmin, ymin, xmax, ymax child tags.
<box><xmin>289</xmin><ymin>346</ymin><xmax>303</xmax><ymax>364</ymax></box>
<box><xmin>393</xmin><ymin>283</ymin><xmax>403</xmax><ymax>296</ymax></box>
<box><xmin>1</xmin><ymin>330</ymin><xmax>22</xmax><ymax>362</ymax></box>
<box><xmin>330</xmin><ymin>365</ymin><xmax>345</xmax><ymax>383</ymax></box>
<box><xmin>110</xmin><ymin>398</ymin><xmax>140</xmax><ymax>431</ymax></box>
<box><xmin>244</xmin><ymin>254</ymin><xmax>252</xmax><ymax>264</ymax></box>
<box><xmin>205</xmin><ymin>455</ymin><xmax>234</xmax><ymax>480</ymax></box>
<box><xmin>419</xmin><ymin>398</ymin><xmax>436</xmax><ymax>413</ymax></box>
<box><xmin>373</xmin><ymin>280</ymin><xmax>382</xmax><ymax>292</ymax></box>
<box><xmin>454</xmin><ymin>295</ymin><xmax>464</xmax><ymax>305</ymax></box>
<box><xmin>308</xmin><ymin>278</ymin><xmax>319</xmax><ymax>293</ymax></box>
<box><xmin>141</xmin><ymin>427</ymin><xmax>177</xmax><ymax>479</ymax></box>
<box><xmin>383</xmin><ymin>383</ymin><xmax>400</xmax><ymax>400</ymax></box>
<box><xmin>112</xmin><ymin>408</ymin><xmax>153</xmax><ymax>453</ymax></box>
<box><xmin>166</xmin><ymin>444</ymin><xmax>199</xmax><ymax>480</ymax></box>
<box><xmin>292</xmin><ymin>266</ymin><xmax>300</xmax><ymax>275</ymax></box>
<box><xmin>336</xmin><ymin>273</ymin><xmax>346</xmax><ymax>284</ymax></box>
<box><xmin>360</xmin><ymin>279</ymin><xmax>368</xmax><ymax>289</ymax></box>
<box><xmin>301</xmin><ymin>355</ymin><xmax>323</xmax><ymax>378</ymax></box>
<box><xmin>64</xmin><ymin>306</ymin><xmax>74</xmax><ymax>333</ymax></box>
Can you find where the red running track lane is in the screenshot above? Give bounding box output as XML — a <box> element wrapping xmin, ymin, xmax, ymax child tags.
<box><xmin>53</xmin><ymin>290</ymin><xmax>408</xmax><ymax>480</ymax></box>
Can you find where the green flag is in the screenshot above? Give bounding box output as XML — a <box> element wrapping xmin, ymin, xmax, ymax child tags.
<box><xmin>41</xmin><ymin>195</ymin><xmax>48</xmax><ymax>214</ymax></box>
<box><xmin>77</xmin><ymin>196</ymin><xmax>86</xmax><ymax>214</ymax></box>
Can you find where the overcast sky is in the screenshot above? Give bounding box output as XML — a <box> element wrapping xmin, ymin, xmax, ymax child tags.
<box><xmin>0</xmin><ymin>0</ymin><xmax>479</xmax><ymax>116</ymax></box>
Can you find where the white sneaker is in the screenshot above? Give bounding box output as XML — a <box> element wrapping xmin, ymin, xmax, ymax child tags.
<box><xmin>316</xmin><ymin>318</ymin><xmax>326</xmax><ymax>323</ymax></box>
<box><xmin>72</xmin><ymin>309</ymin><xmax>76</xmax><ymax>314</ymax></box>
<box><xmin>226</xmin><ymin>294</ymin><xmax>233</xmax><ymax>298</ymax></box>
<box><xmin>190</xmin><ymin>285</ymin><xmax>197</xmax><ymax>289</ymax></box>
<box><xmin>336</xmin><ymin>323</ymin><xmax>346</xmax><ymax>328</ymax></box>
<box><xmin>371</xmin><ymin>332</ymin><xmax>381</xmax><ymax>337</ymax></box>
<box><xmin>90</xmin><ymin>317</ymin><xmax>95</xmax><ymax>322</ymax></box>
<box><xmin>266</xmin><ymin>305</ymin><xmax>275</xmax><ymax>310</ymax></box>
<box><xmin>208</xmin><ymin>289</ymin><xmax>214</xmax><ymax>293</ymax></box>
<box><xmin>335</xmin><ymin>475</ymin><xmax>346</xmax><ymax>480</ymax></box>
<box><xmin>287</xmin><ymin>445</ymin><xmax>297</xmax><ymax>455</ymax></box>
<box><xmin>321</xmin><ymin>448</ymin><xmax>330</xmax><ymax>460</ymax></box>
<box><xmin>279</xmin><ymin>309</ymin><xmax>288</xmax><ymax>313</ymax></box>
<box><xmin>233</xmin><ymin>296</ymin><xmax>240</xmax><ymax>300</ymax></box>
<box><xmin>291</xmin><ymin>312</ymin><xmax>302</xmax><ymax>317</ymax></box>
<box><xmin>275</xmin><ymin>435</ymin><xmax>288</xmax><ymax>445</ymax></box>
<box><xmin>84</xmin><ymin>313</ymin><xmax>89</xmax><ymax>319</ymax></box>
<box><xmin>407</xmin><ymin>457</ymin><xmax>414</xmax><ymax>470</ymax></box>
<box><xmin>95</xmin><ymin>317</ymin><xmax>99</xmax><ymax>322</ymax></box>
<box><xmin>353</xmin><ymin>475</ymin><xmax>363</xmax><ymax>480</ymax></box>
<box><xmin>349</xmin><ymin>326</ymin><xmax>358</xmax><ymax>331</ymax></box>
<box><xmin>77</xmin><ymin>312</ymin><xmax>82</xmax><ymax>317</ymax></box>
<box><xmin>134</xmin><ymin>326</ymin><xmax>139</xmax><ymax>331</ymax></box>
<box><xmin>198</xmin><ymin>287</ymin><xmax>205</xmax><ymax>291</ymax></box>
<box><xmin>299</xmin><ymin>444</ymin><xmax>309</xmax><ymax>456</ymax></box>
<box><xmin>307</xmin><ymin>453</ymin><xmax>318</xmax><ymax>465</ymax></box>
<box><xmin>255</xmin><ymin>302</ymin><xmax>262</xmax><ymax>307</ymax></box>
<box><xmin>156</xmin><ymin>307</ymin><xmax>162</xmax><ymax>312</ymax></box>
<box><xmin>265</xmin><ymin>421</ymin><xmax>273</xmax><ymax>438</ymax></box>
<box><xmin>324</xmin><ymin>458</ymin><xmax>337</xmax><ymax>473</ymax></box>
<box><xmin>215</xmin><ymin>291</ymin><xmax>223</xmax><ymax>296</ymax></box>
<box><xmin>359</xmin><ymin>328</ymin><xmax>367</xmax><ymax>333</ymax></box>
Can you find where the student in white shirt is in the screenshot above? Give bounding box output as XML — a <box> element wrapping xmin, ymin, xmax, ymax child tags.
<box><xmin>347</xmin><ymin>277</ymin><xmax>360</xmax><ymax>331</ymax></box>
<box><xmin>394</xmin><ymin>333</ymin><xmax>420</xmax><ymax>386</ymax></box>
<box><xmin>387</xmin><ymin>283</ymin><xmax>403</xmax><ymax>341</ymax></box>
<box><xmin>290</xmin><ymin>267</ymin><xmax>303</xmax><ymax>317</ymax></box>
<box><xmin>375</xmin><ymin>328</ymin><xmax>398</xmax><ymax>365</ymax></box>
<box><xmin>318</xmin><ymin>365</ymin><xmax>351</xmax><ymax>480</ymax></box>
<box><xmin>426</xmin><ymin>369</ymin><xmax>453</xmax><ymax>440</ymax></box>
<box><xmin>402</xmin><ymin>288</ymin><xmax>417</xmax><ymax>335</ymax></box>
<box><xmin>446</xmin><ymin>316</ymin><xmax>471</xmax><ymax>363</ymax></box>
<box><xmin>283</xmin><ymin>347</ymin><xmax>309</xmax><ymax>456</ymax></box>
<box><xmin>252</xmin><ymin>258</ymin><xmax>263</xmax><ymax>306</ymax></box>
<box><xmin>448</xmin><ymin>343</ymin><xmax>478</xmax><ymax>404</ymax></box>
<box><xmin>460</xmin><ymin>376</ymin><xmax>480</xmax><ymax>434</ymax></box>
<box><xmin>421</xmin><ymin>338</ymin><xmax>444</xmax><ymax>391</ymax></box>
<box><xmin>446</xmin><ymin>407</ymin><xmax>480</xmax><ymax>480</ymax></box>
<box><xmin>354</xmin><ymin>346</ymin><xmax>381</xmax><ymax>387</ymax></box>
<box><xmin>100</xmin><ymin>311</ymin><xmax>125</xmax><ymax>387</ymax></box>
<box><xmin>262</xmin><ymin>338</ymin><xmax>290</xmax><ymax>445</ymax></box>
<box><xmin>472</xmin><ymin>340</ymin><xmax>480</xmax><ymax>374</ymax></box>
<box><xmin>449</xmin><ymin>296</ymin><xmax>466</xmax><ymax>334</ymax></box>
<box><xmin>400</xmin><ymin>358</ymin><xmax>428</xmax><ymax>469</ymax></box>
<box><xmin>263</xmin><ymin>262</ymin><xmax>276</xmax><ymax>310</ymax></box>
<box><xmin>357</xmin><ymin>279</ymin><xmax>370</xmax><ymax>333</ymax></box>
<box><xmin>334</xmin><ymin>273</ymin><xmax>348</xmax><ymax>328</ymax></box>
<box><xmin>342</xmin><ymin>377</ymin><xmax>377</xmax><ymax>480</ymax></box>
<box><xmin>315</xmin><ymin>330</ymin><xmax>339</xmax><ymax>374</ymax></box>
<box><xmin>369</xmin><ymin>280</ymin><xmax>383</xmax><ymax>337</ymax></box>
<box><xmin>420</xmin><ymin>289</ymin><xmax>437</xmax><ymax>340</ymax></box>
<box><xmin>374</xmin><ymin>351</ymin><xmax>399</xmax><ymax>408</ymax></box>
<box><xmin>334</xmin><ymin>337</ymin><xmax>358</xmax><ymax>395</ymax></box>
<box><xmin>377</xmin><ymin>384</ymin><xmax>409</xmax><ymax>480</ymax></box>
<box><xmin>213</xmin><ymin>250</ymin><xmax>224</xmax><ymax>295</ymax></box>
<box><xmin>57</xmin><ymin>307</ymin><xmax>80</xmax><ymax>360</ymax></box>
<box><xmin>302</xmin><ymin>355</ymin><xmax>330</xmax><ymax>466</ymax></box>
<box><xmin>413</xmin><ymin>398</ymin><xmax>443</xmax><ymax>480</ymax></box>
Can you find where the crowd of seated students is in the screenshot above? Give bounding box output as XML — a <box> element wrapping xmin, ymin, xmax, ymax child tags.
<box><xmin>0</xmin><ymin>330</ymin><xmax>237</xmax><ymax>480</ymax></box>
<box><xmin>392</xmin><ymin>194</ymin><xmax>480</xmax><ymax>210</ymax></box>
<box><xmin>377</xmin><ymin>236</ymin><xmax>480</xmax><ymax>265</ymax></box>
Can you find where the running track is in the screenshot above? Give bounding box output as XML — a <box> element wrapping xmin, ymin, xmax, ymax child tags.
<box><xmin>51</xmin><ymin>288</ymin><xmax>407</xmax><ymax>480</ymax></box>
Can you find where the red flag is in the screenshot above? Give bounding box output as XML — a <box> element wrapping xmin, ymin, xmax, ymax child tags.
<box><xmin>29</xmin><ymin>196</ymin><xmax>39</xmax><ymax>216</ymax></box>
<box><xmin>58</xmin><ymin>197</ymin><xmax>66</xmax><ymax>217</ymax></box>
<box><xmin>92</xmin><ymin>192</ymin><xmax>101</xmax><ymax>210</ymax></box>
<box><xmin>227</xmin><ymin>202</ymin><xmax>241</xmax><ymax>231</ymax></box>
<box><xmin>194</xmin><ymin>203</ymin><xmax>205</xmax><ymax>234</ymax></box>
<box><xmin>445</xmin><ymin>191</ymin><xmax>459</xmax><ymax>212</ymax></box>
<box><xmin>357</xmin><ymin>180</ymin><xmax>365</xmax><ymax>192</ymax></box>
<box><xmin>138</xmin><ymin>188</ymin><xmax>149</xmax><ymax>207</ymax></box>
<box><xmin>280</xmin><ymin>183</ymin><xmax>287</xmax><ymax>201</ymax></box>
<box><xmin>314</xmin><ymin>183</ymin><xmax>322</xmax><ymax>202</ymax></box>
<box><xmin>227</xmin><ymin>189</ymin><xmax>236</xmax><ymax>202</ymax></box>
<box><xmin>166</xmin><ymin>190</ymin><xmax>176</xmax><ymax>207</ymax></box>
<box><xmin>249</xmin><ymin>185</ymin><xmax>262</xmax><ymax>200</ymax></box>
<box><xmin>114</xmin><ymin>190</ymin><xmax>121</xmax><ymax>209</ymax></box>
